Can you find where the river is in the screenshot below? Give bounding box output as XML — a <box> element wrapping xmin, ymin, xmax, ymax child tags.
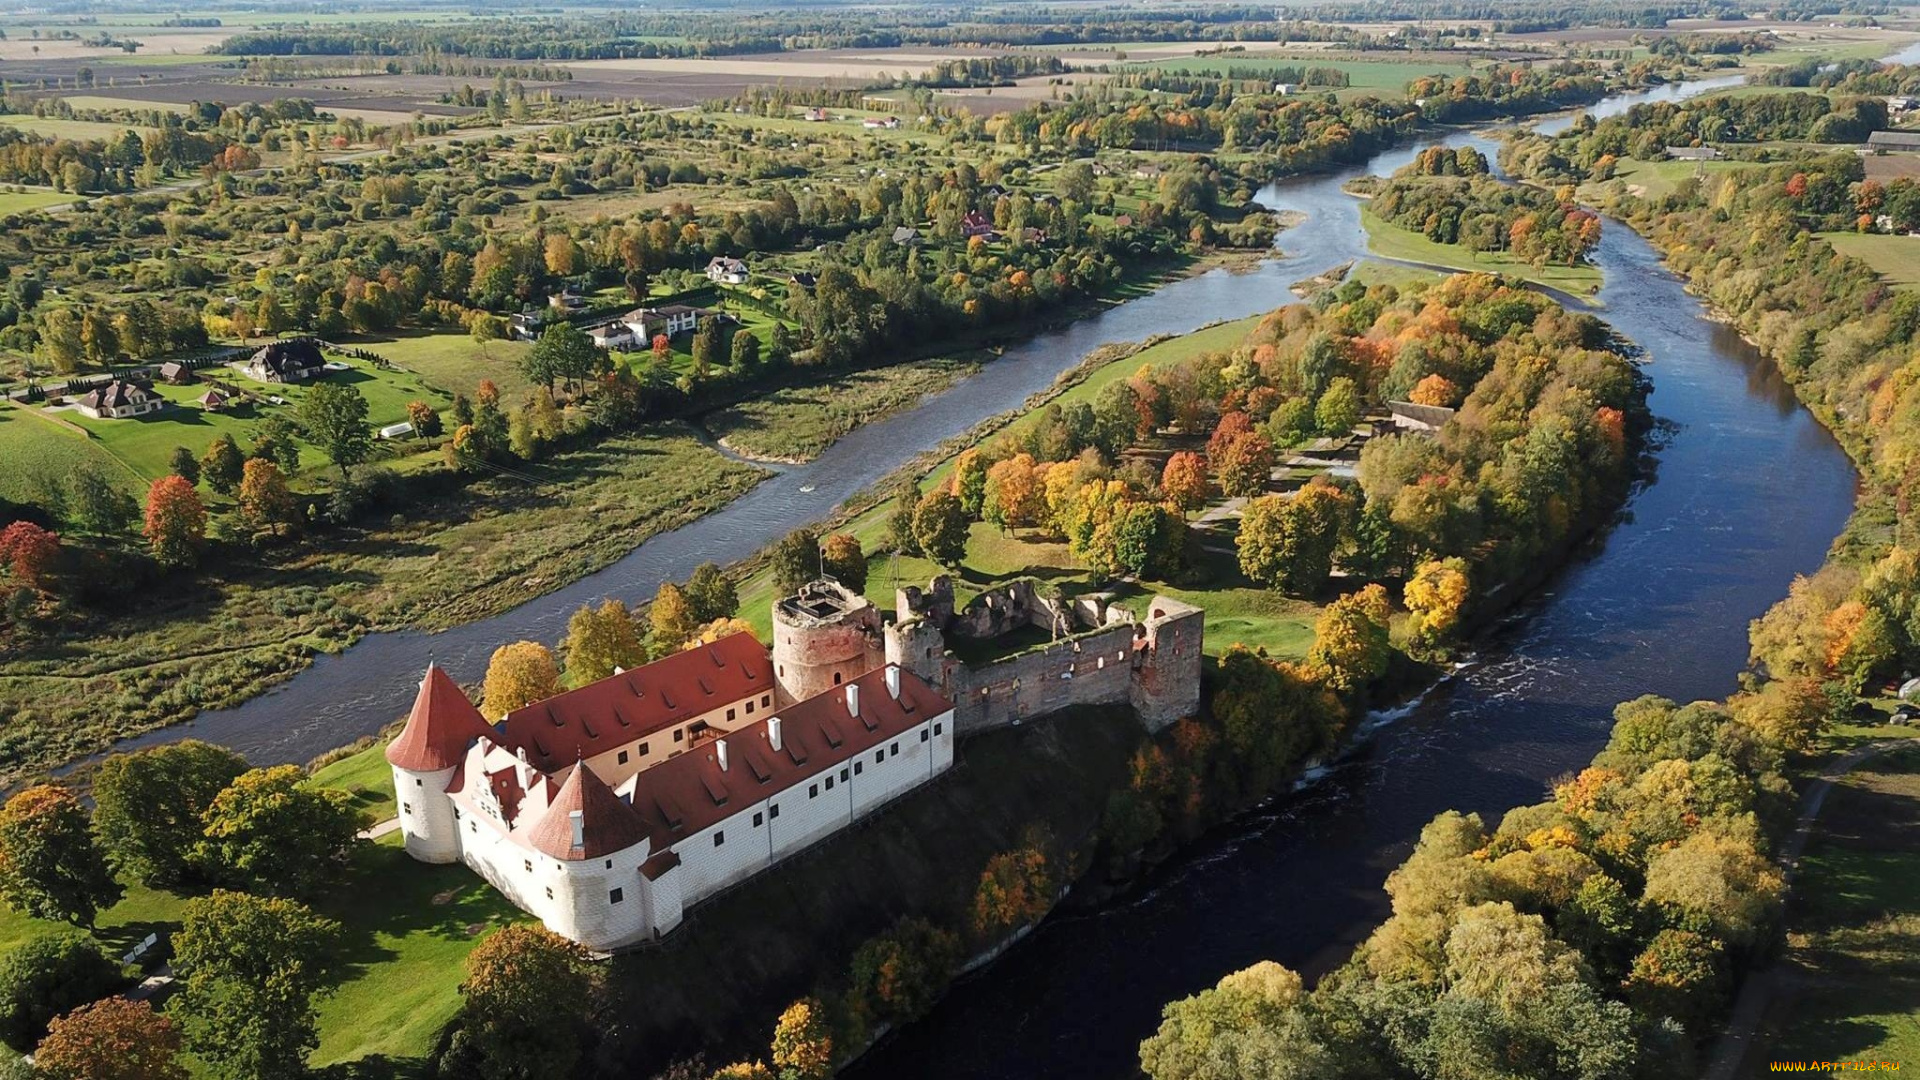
<box><xmin>842</xmin><ymin>78</ymin><xmax>1856</xmax><ymax>1079</ymax></box>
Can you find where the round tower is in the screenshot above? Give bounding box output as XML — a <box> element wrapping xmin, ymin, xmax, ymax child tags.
<box><xmin>771</xmin><ymin>578</ymin><xmax>885</xmax><ymax>705</ymax></box>
<box><xmin>386</xmin><ymin>663</ymin><xmax>493</xmax><ymax>864</ymax></box>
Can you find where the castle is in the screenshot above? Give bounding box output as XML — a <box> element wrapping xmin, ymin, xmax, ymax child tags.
<box><xmin>388</xmin><ymin>578</ymin><xmax>1202</xmax><ymax>951</ymax></box>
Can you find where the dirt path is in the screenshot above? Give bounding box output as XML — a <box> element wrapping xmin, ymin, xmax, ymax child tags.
<box><xmin>1701</xmin><ymin>738</ymin><xmax>1907</xmax><ymax>1080</ymax></box>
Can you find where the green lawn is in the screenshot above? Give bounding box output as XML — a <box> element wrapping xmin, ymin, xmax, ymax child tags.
<box><xmin>0</xmin><ymin>401</ymin><xmax>138</xmax><ymax>502</ymax></box>
<box><xmin>1763</xmin><ymin>745</ymin><xmax>1920</xmax><ymax>1072</ymax></box>
<box><xmin>1359</xmin><ymin>206</ymin><xmax>1603</xmax><ymax>303</ymax></box>
<box><xmin>1819</xmin><ymin>231</ymin><xmax>1920</xmax><ymax>290</ymax></box>
<box><xmin>0</xmin><ymin>113</ymin><xmax>147</xmax><ymax>141</ymax></box>
<box><xmin>1580</xmin><ymin>156</ymin><xmax>1757</xmax><ymax>204</ymax></box>
<box><xmin>0</xmin><ymin>187</ymin><xmax>73</xmax><ymax>214</ymax></box>
<box><xmin>309</xmin><ymin>742</ymin><xmax>400</xmax><ymax>825</ymax></box>
<box><xmin>353</xmin><ymin>329</ymin><xmax>537</xmax><ymax>401</ymax></box>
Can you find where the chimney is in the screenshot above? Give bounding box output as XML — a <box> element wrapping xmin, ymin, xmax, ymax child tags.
<box><xmin>768</xmin><ymin>716</ymin><xmax>783</xmax><ymax>752</ymax></box>
<box><xmin>613</xmin><ymin>665</ymin><xmax>625</xmax><ymax>675</ymax></box>
<box><xmin>516</xmin><ymin>746</ymin><xmax>532</xmax><ymax>789</ymax></box>
<box><xmin>845</xmin><ymin>683</ymin><xmax>860</xmax><ymax>718</ymax></box>
<box><xmin>717</xmin><ymin>739</ymin><xmax>730</xmax><ymax>771</ymax></box>
<box><xmin>569</xmin><ymin>809</ymin><xmax>584</xmax><ymax>849</ymax></box>
<box><xmin>885</xmin><ymin>665</ymin><xmax>901</xmax><ymax>700</ymax></box>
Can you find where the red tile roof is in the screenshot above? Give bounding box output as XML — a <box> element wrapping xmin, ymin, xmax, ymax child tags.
<box><xmin>622</xmin><ymin>665</ymin><xmax>951</xmax><ymax>854</ymax></box>
<box><xmin>503</xmin><ymin>632</ymin><xmax>772</xmax><ymax>771</ymax></box>
<box><xmin>386</xmin><ymin>665</ymin><xmax>495</xmax><ymax>772</ymax></box>
<box><xmin>528</xmin><ymin>762</ymin><xmax>652</xmax><ymax>861</ymax></box>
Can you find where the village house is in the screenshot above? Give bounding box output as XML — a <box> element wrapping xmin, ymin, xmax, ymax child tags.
<box><xmin>1386</xmin><ymin>400</ymin><xmax>1456</xmax><ymax>433</ymax></box>
<box><xmin>1664</xmin><ymin>145</ymin><xmax>1722</xmax><ymax>161</ymax></box>
<box><xmin>623</xmin><ymin>304</ymin><xmax>705</xmax><ymax>341</ymax></box>
<box><xmin>961</xmin><ymin>210</ymin><xmax>996</xmax><ymax>239</ymax></box>
<box><xmin>244</xmin><ymin>338</ymin><xmax>326</xmax><ymax>384</ymax></box>
<box><xmin>862</xmin><ymin>116</ymin><xmax>901</xmax><ymax>130</ymax></box>
<box><xmin>588</xmin><ymin>321</ymin><xmax>638</xmax><ymax>351</ymax></box>
<box><xmin>705</xmin><ymin>257</ymin><xmax>750</xmax><ymax>285</ymax></box>
<box><xmin>197</xmin><ymin>387</ymin><xmax>232</xmax><ymax>412</ymax></box>
<box><xmin>158</xmin><ymin>361</ymin><xmax>194</xmax><ymax>385</ymax></box>
<box><xmin>804</xmin><ymin>107</ymin><xmax>830</xmax><ymax>122</ymax></box>
<box><xmin>510</xmin><ymin>310</ymin><xmax>548</xmax><ymax>341</ymax></box>
<box><xmin>1867</xmin><ymin>130</ymin><xmax>1920</xmax><ymax>153</ymax></box>
<box><xmin>891</xmin><ymin>226</ymin><xmax>922</xmax><ymax>246</ymax></box>
<box><xmin>74</xmin><ymin>379</ymin><xmax>163</xmax><ymax>419</ymax></box>
<box><xmin>1274</xmin><ymin>82</ymin><xmax>1297</xmax><ymax>95</ymax></box>
<box><xmin>788</xmin><ymin>271</ymin><xmax>818</xmax><ymax>292</ymax></box>
<box><xmin>548</xmin><ymin>287</ymin><xmax>588</xmax><ymax>313</ymax></box>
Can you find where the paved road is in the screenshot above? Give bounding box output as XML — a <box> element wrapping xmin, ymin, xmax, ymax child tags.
<box><xmin>1701</xmin><ymin>738</ymin><xmax>1908</xmax><ymax>1080</ymax></box>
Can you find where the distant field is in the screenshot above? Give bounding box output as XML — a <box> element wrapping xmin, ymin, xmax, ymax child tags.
<box><xmin>0</xmin><ymin>113</ymin><xmax>147</xmax><ymax>141</ymax></box>
<box><xmin>0</xmin><ymin>187</ymin><xmax>74</xmax><ymax>213</ymax></box>
<box><xmin>1125</xmin><ymin>52</ymin><xmax>1472</xmax><ymax>96</ymax></box>
<box><xmin>1358</xmin><ymin>207</ymin><xmax>1603</xmax><ymax>303</ymax></box>
<box><xmin>1820</xmin><ymin>231</ymin><xmax>1920</xmax><ymax>289</ymax></box>
<box><xmin>58</xmin><ymin>94</ymin><xmax>192</xmax><ymax>115</ymax></box>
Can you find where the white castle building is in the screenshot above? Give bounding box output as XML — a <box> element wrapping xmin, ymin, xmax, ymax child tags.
<box><xmin>388</xmin><ymin>624</ymin><xmax>956</xmax><ymax>951</ymax></box>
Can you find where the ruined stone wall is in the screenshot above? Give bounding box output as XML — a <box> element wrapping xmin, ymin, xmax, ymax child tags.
<box><xmin>943</xmin><ymin>624</ymin><xmax>1142</xmax><ymax>733</ymax></box>
<box><xmin>1130</xmin><ymin>600</ymin><xmax>1205</xmax><ymax>732</ymax></box>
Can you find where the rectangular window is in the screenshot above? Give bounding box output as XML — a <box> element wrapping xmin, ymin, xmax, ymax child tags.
<box><xmin>639</xmin><ymin>741</ymin><xmax>649</xmax><ymax>756</ymax></box>
<box><xmin>746</xmin><ymin>700</ymin><xmax>755</xmax><ymax>714</ymax></box>
<box><xmin>839</xmin><ymin>768</ymin><xmax>849</xmax><ymax>782</ymax></box>
<box><xmin>890</xmin><ymin>742</ymin><xmax>899</xmax><ymax>757</ymax></box>
<box><xmin>402</xmin><ymin>802</ymin><xmax>412</xmax><ymax>815</ymax></box>
<box><xmin>546</xmin><ymin>887</ymin><xmax>554</xmax><ymax>899</ymax></box>
<box><xmin>921</xmin><ymin>729</ymin><xmax>930</xmax><ymax>743</ymax></box>
<box><xmin>875</xmin><ymin>750</ymin><xmax>885</xmax><ymax>765</ymax></box>
<box><xmin>415</xmin><ymin>777</ymin><xmax>423</xmax><ymax>787</ymax></box>
<box><xmin>753</xmin><ymin>811</ymin><xmax>764</xmax><ymax>827</ymax></box>
<box><xmin>714</xmin><ymin>831</ymin><xmax>725</xmax><ymax>847</ymax></box>
<box><xmin>524</xmin><ymin>859</ymin><xmax>532</xmax><ymax>874</ymax></box>
<box><xmin>854</xmin><ymin>761</ymin><xmax>863</xmax><ymax>776</ymax></box>
<box><xmin>825</xmin><ymin>775</ymin><xmax>835</xmax><ymax>791</ymax></box>
<box><xmin>618</xmin><ymin>750</ymin><xmax>630</xmax><ymax>765</ymax></box>
<box><xmin>605</xmin><ymin>859</ymin><xmax>613</xmax><ymax>869</ymax></box>
<box><xmin>727</xmin><ymin>707</ymin><xmax>736</xmax><ymax>721</ymax></box>
<box><xmin>610</xmin><ymin>888</ymin><xmax>624</xmax><ymax>904</ymax></box>
<box><xmin>809</xmin><ymin>784</ymin><xmax>819</xmax><ymax>798</ymax></box>
<box><xmin>934</xmin><ymin>722</ymin><xmax>944</xmax><ymax>736</ymax></box>
<box><xmin>770</xmin><ymin>803</ymin><xmax>781</xmax><ymax>819</ymax></box>
<box><xmin>761</xmin><ymin>694</ymin><xmax>771</xmax><ymax>707</ymax></box>
<box><xmin>674</xmin><ymin>729</ymin><xmax>684</xmax><ymax>742</ymax></box>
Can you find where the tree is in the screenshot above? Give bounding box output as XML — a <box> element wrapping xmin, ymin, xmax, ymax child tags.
<box><xmin>1641</xmin><ymin>828</ymin><xmax>1784</xmax><ymax>946</ymax></box>
<box><xmin>1110</xmin><ymin>501</ymin><xmax>1184</xmax><ymax>580</ymax></box>
<box><xmin>912</xmin><ymin>489</ymin><xmax>970</xmax><ymax>569</ymax></box>
<box><xmin>200</xmin><ymin>434</ymin><xmax>245</xmax><ymax>495</ymax></box>
<box><xmin>237</xmin><ymin>458</ymin><xmax>299</xmax><ymax>539</ymax></box>
<box><xmin>1307</xmin><ymin>585</ymin><xmax>1393</xmax><ymax>694</ymax></box>
<box><xmin>1139</xmin><ymin>961</ymin><xmax>1329</xmax><ymax>1080</ymax></box>
<box><xmin>1404</xmin><ymin>557</ymin><xmax>1471</xmax><ymax>654</ymax></box>
<box><xmin>731</xmin><ymin>329</ymin><xmax>761</xmax><ymax>371</ymax></box>
<box><xmin>173</xmin><ymin>890</ymin><xmax>342</xmax><ymax>1080</ymax></box>
<box><xmin>0</xmin><ymin>932</ymin><xmax>124</xmax><ymax>1050</ymax></box>
<box><xmin>0</xmin><ymin>521</ymin><xmax>60</xmax><ymax>591</ymax></box>
<box><xmin>1624</xmin><ymin>929</ymin><xmax>1726</xmax><ymax>1033</ymax></box>
<box><xmin>847</xmin><ymin>917</ymin><xmax>960</xmax><ymax>1028</ymax></box>
<box><xmin>480</xmin><ymin>641</ymin><xmax>560</xmax><ymax>720</ymax></box>
<box><xmin>298</xmin><ymin>381</ymin><xmax>372</xmax><ymax>477</ymax></box>
<box><xmin>143</xmin><ymin>475</ymin><xmax>206</xmax><ymax>569</ymax></box>
<box><xmin>525</xmin><ymin>323</ymin><xmax>600</xmax><ymax>394</ymax></box>
<box><xmin>691</xmin><ymin>318</ymin><xmax>721</xmax><ymax>378</ymax></box>
<box><xmin>770</xmin><ymin>998</ymin><xmax>833</xmax><ymax>1080</ymax></box>
<box><xmin>249</xmin><ymin>417</ymin><xmax>303</xmax><ymax>476</ymax></box>
<box><xmin>970</xmin><ymin>843</ymin><xmax>1054</xmax><ymax>940</ymax></box>
<box><xmin>1214</xmin><ymin>432</ymin><xmax>1275</xmax><ymax>500</ymax></box>
<box><xmin>1410</xmin><ymin>373</ymin><xmax>1459</xmax><ymax>407</ymax></box>
<box><xmin>79</xmin><ymin>310</ymin><xmax>117</xmax><ymax>368</ymax></box>
<box><xmin>1161</xmin><ymin>451</ymin><xmax>1208</xmax><ymax>517</ymax></box>
<box><xmin>1315</xmin><ymin>376</ymin><xmax>1360</xmax><ymax>436</ymax></box>
<box><xmin>0</xmin><ymin>786</ymin><xmax>120</xmax><ymax>927</ymax></box>
<box><xmin>951</xmin><ymin>450</ymin><xmax>989</xmax><ymax>517</ymax></box>
<box><xmin>563</xmin><ymin>599</ymin><xmax>645</xmax><ymax>687</ymax></box>
<box><xmin>1235</xmin><ymin>482</ymin><xmax>1352</xmax><ymax>595</ymax></box>
<box><xmin>684</xmin><ymin>562</ymin><xmax>738</xmax><ymax>624</ymax></box>
<box><xmin>820</xmin><ymin>533</ymin><xmax>868</xmax><ymax>592</ymax></box>
<box><xmin>1211</xmin><ymin>647</ymin><xmax>1337</xmax><ymax>796</ymax></box>
<box><xmin>687</xmin><ymin>616</ymin><xmax>757</xmax><ymax>648</ymax></box>
<box><xmin>768</xmin><ymin>528</ymin><xmax>821</xmax><ymax>596</ymax></box>
<box><xmin>650</xmin><ymin>582</ymin><xmax>701</xmax><ymax>652</ymax></box>
<box><xmin>197</xmin><ymin>766</ymin><xmax>359</xmax><ymax>897</ymax></box>
<box><xmin>445</xmin><ymin>925</ymin><xmax>595</xmax><ymax>1080</ymax></box>
<box><xmin>92</xmin><ymin>740</ymin><xmax>247</xmax><ymax>888</ymax></box>
<box><xmin>36</xmin><ymin>308</ymin><xmax>82</xmax><ymax>374</ymax></box>
<box><xmin>69</xmin><ymin>465</ymin><xmax>137</xmax><ymax>536</ymax></box>
<box><xmin>34</xmin><ymin>998</ymin><xmax>184</xmax><ymax>1080</ymax></box>
<box><xmin>406</xmin><ymin>399</ymin><xmax>443</xmax><ymax>438</ymax></box>
<box><xmin>167</xmin><ymin>445</ymin><xmax>201</xmax><ymax>485</ymax></box>
<box><xmin>983</xmin><ymin>454</ymin><xmax>1045</xmax><ymax>534</ymax></box>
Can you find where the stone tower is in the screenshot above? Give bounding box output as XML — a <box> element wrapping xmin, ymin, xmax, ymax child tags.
<box><xmin>770</xmin><ymin>578</ymin><xmax>885</xmax><ymax>706</ymax></box>
<box><xmin>387</xmin><ymin>663</ymin><xmax>494</xmax><ymax>864</ymax></box>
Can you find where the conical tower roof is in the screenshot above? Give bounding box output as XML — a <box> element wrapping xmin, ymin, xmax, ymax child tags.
<box><xmin>385</xmin><ymin>664</ymin><xmax>493</xmax><ymax>772</ymax></box>
<box><xmin>527</xmin><ymin>761</ymin><xmax>650</xmax><ymax>861</ymax></box>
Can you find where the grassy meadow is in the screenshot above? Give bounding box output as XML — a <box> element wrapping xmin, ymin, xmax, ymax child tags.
<box><xmin>1819</xmin><ymin>231</ymin><xmax>1920</xmax><ymax>291</ymax></box>
<box><xmin>1359</xmin><ymin>206</ymin><xmax>1604</xmax><ymax>303</ymax></box>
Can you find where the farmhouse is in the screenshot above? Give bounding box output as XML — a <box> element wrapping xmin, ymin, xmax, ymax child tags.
<box><xmin>510</xmin><ymin>310</ymin><xmax>548</xmax><ymax>341</ymax></box>
<box><xmin>245</xmin><ymin>339</ymin><xmax>325</xmax><ymax>383</ymax></box>
<box><xmin>1867</xmin><ymin>130</ymin><xmax>1920</xmax><ymax>152</ymax></box>
<box><xmin>891</xmin><ymin>226</ymin><xmax>922</xmax><ymax>246</ymax></box>
<box><xmin>158</xmin><ymin>361</ymin><xmax>194</xmax><ymax>385</ymax></box>
<box><xmin>961</xmin><ymin>210</ymin><xmax>996</xmax><ymax>238</ymax></box>
<box><xmin>549</xmin><ymin>287</ymin><xmax>588</xmax><ymax>312</ymax></box>
<box><xmin>588</xmin><ymin>321</ymin><xmax>638</xmax><ymax>351</ymax></box>
<box><xmin>862</xmin><ymin>116</ymin><xmax>901</xmax><ymax>130</ymax></box>
<box><xmin>390</xmin><ymin>579</ymin><xmax>1204</xmax><ymax>951</ymax></box>
<box><xmin>74</xmin><ymin>380</ymin><xmax>163</xmax><ymax>419</ymax></box>
<box><xmin>705</xmin><ymin>257</ymin><xmax>750</xmax><ymax>285</ymax></box>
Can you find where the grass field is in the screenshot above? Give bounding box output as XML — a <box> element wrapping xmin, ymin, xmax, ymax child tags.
<box><xmin>56</xmin><ymin>95</ymin><xmax>192</xmax><ymax>114</ymax></box>
<box><xmin>1124</xmin><ymin>52</ymin><xmax>1472</xmax><ymax>98</ymax></box>
<box><xmin>1819</xmin><ymin>231</ymin><xmax>1920</xmax><ymax>290</ymax></box>
<box><xmin>353</xmin><ymin>329</ymin><xmax>538</xmax><ymax>401</ymax></box>
<box><xmin>1580</xmin><ymin>155</ymin><xmax>1756</xmax><ymax>204</ymax></box>
<box><xmin>0</xmin><ymin>113</ymin><xmax>147</xmax><ymax>141</ymax></box>
<box><xmin>701</xmin><ymin>355</ymin><xmax>979</xmax><ymax>462</ymax></box>
<box><xmin>1359</xmin><ymin>206</ymin><xmax>1603</xmax><ymax>303</ymax></box>
<box><xmin>0</xmin><ymin>401</ymin><xmax>137</xmax><ymax>502</ymax></box>
<box><xmin>0</xmin><ymin>187</ymin><xmax>75</xmax><ymax>214</ymax></box>
<box><xmin>1762</xmin><ymin>744</ymin><xmax>1920</xmax><ymax>1072</ymax></box>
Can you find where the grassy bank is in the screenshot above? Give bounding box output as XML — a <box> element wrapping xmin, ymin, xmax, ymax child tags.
<box><xmin>1760</xmin><ymin>743</ymin><xmax>1920</xmax><ymax>1070</ymax></box>
<box><xmin>0</xmin><ymin>424</ymin><xmax>764</xmax><ymax>785</ymax></box>
<box><xmin>700</xmin><ymin>355</ymin><xmax>980</xmax><ymax>462</ymax></box>
<box><xmin>1359</xmin><ymin>205</ymin><xmax>1603</xmax><ymax>302</ymax></box>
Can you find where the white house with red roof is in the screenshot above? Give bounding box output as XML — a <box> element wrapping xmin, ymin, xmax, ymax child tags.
<box><xmin>389</xmin><ymin>628</ymin><xmax>955</xmax><ymax>950</ymax></box>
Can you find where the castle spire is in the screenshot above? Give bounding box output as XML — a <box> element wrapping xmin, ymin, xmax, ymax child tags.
<box><xmin>386</xmin><ymin>664</ymin><xmax>493</xmax><ymax>772</ymax></box>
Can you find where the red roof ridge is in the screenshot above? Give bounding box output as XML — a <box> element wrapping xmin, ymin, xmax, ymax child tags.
<box><xmin>386</xmin><ymin>664</ymin><xmax>494</xmax><ymax>772</ymax></box>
